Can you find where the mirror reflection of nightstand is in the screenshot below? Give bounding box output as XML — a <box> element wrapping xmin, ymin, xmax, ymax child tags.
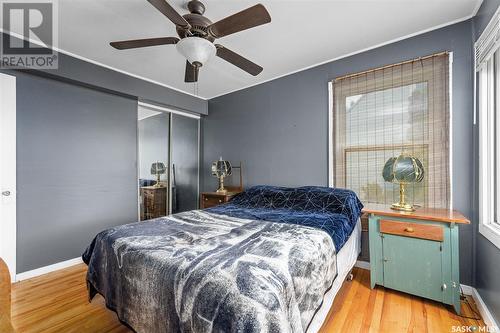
<box><xmin>140</xmin><ymin>186</ymin><xmax>167</xmax><ymax>220</ymax></box>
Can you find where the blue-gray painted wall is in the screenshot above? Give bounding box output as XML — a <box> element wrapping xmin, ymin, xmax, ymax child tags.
<box><xmin>473</xmin><ymin>0</ymin><xmax>500</xmax><ymax>324</ymax></box>
<box><xmin>15</xmin><ymin>71</ymin><xmax>138</xmax><ymax>272</ymax></box>
<box><xmin>203</xmin><ymin>20</ymin><xmax>475</xmax><ymax>285</ymax></box>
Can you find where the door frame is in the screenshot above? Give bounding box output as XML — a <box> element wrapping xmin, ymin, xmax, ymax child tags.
<box><xmin>136</xmin><ymin>101</ymin><xmax>200</xmax><ymax>218</ymax></box>
<box><xmin>0</xmin><ymin>72</ymin><xmax>17</xmax><ymax>281</ymax></box>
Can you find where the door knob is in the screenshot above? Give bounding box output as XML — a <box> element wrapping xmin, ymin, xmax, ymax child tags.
<box><xmin>2</xmin><ymin>191</ymin><xmax>10</xmax><ymax>196</ymax></box>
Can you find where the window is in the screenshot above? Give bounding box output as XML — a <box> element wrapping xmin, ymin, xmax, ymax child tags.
<box><xmin>476</xmin><ymin>9</ymin><xmax>500</xmax><ymax>249</ymax></box>
<box><xmin>330</xmin><ymin>53</ymin><xmax>450</xmax><ymax>209</ymax></box>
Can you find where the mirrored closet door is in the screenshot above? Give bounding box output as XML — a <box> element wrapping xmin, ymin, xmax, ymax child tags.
<box><xmin>171</xmin><ymin>113</ymin><xmax>199</xmax><ymax>213</ymax></box>
<box><xmin>137</xmin><ymin>103</ymin><xmax>199</xmax><ymax>220</ymax></box>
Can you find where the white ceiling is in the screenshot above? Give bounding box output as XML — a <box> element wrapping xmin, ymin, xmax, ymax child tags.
<box><xmin>57</xmin><ymin>0</ymin><xmax>481</xmax><ymax>99</ymax></box>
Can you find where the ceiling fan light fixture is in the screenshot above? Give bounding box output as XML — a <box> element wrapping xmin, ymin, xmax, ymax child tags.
<box><xmin>111</xmin><ymin>1</ymin><xmax>271</xmax><ymax>83</ymax></box>
<box><xmin>176</xmin><ymin>37</ymin><xmax>216</xmax><ymax>67</ymax></box>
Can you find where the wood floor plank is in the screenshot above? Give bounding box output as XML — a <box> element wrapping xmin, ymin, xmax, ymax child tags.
<box><xmin>10</xmin><ymin>264</ymin><xmax>484</xmax><ymax>332</ymax></box>
<box><xmin>342</xmin><ymin>269</ymin><xmax>371</xmax><ymax>333</ymax></box>
<box><xmin>408</xmin><ymin>295</ymin><xmax>428</xmax><ymax>333</ymax></box>
<box><xmin>367</xmin><ymin>287</ymin><xmax>385</xmax><ymax>333</ymax></box>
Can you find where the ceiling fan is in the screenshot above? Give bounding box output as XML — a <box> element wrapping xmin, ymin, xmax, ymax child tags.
<box><xmin>110</xmin><ymin>0</ymin><xmax>271</xmax><ymax>83</ymax></box>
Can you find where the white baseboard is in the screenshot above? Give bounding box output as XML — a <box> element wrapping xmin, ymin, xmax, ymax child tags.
<box><xmin>471</xmin><ymin>288</ymin><xmax>500</xmax><ymax>329</ymax></box>
<box><xmin>460</xmin><ymin>284</ymin><xmax>474</xmax><ymax>296</ymax></box>
<box><xmin>15</xmin><ymin>257</ymin><xmax>83</xmax><ymax>282</ymax></box>
<box><xmin>355</xmin><ymin>260</ymin><xmax>370</xmax><ymax>270</ymax></box>
<box><xmin>355</xmin><ymin>260</ymin><xmax>499</xmax><ymax>328</ymax></box>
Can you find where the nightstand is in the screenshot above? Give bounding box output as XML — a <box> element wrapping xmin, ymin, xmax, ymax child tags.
<box><xmin>140</xmin><ymin>186</ymin><xmax>167</xmax><ymax>220</ymax></box>
<box><xmin>363</xmin><ymin>204</ymin><xmax>470</xmax><ymax>314</ymax></box>
<box><xmin>200</xmin><ymin>192</ymin><xmax>239</xmax><ymax>209</ymax></box>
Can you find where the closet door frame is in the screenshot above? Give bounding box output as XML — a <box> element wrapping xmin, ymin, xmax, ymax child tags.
<box><xmin>137</xmin><ymin>101</ymin><xmax>200</xmax><ymax>218</ymax></box>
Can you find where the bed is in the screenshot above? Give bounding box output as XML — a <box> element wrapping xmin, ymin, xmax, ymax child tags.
<box><xmin>83</xmin><ymin>185</ymin><xmax>363</xmax><ymax>333</ymax></box>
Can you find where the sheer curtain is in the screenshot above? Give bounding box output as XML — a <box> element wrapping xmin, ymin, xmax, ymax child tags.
<box><xmin>332</xmin><ymin>53</ymin><xmax>450</xmax><ymax>208</ymax></box>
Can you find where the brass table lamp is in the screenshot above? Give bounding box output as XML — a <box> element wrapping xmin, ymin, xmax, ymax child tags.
<box><xmin>382</xmin><ymin>154</ymin><xmax>424</xmax><ymax>212</ymax></box>
<box><xmin>211</xmin><ymin>157</ymin><xmax>232</xmax><ymax>193</ymax></box>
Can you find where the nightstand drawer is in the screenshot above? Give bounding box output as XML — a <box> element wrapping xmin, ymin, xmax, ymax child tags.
<box><xmin>380</xmin><ymin>219</ymin><xmax>443</xmax><ymax>242</ymax></box>
<box><xmin>202</xmin><ymin>195</ymin><xmax>224</xmax><ymax>208</ymax></box>
<box><xmin>201</xmin><ymin>191</ymin><xmax>240</xmax><ymax>209</ymax></box>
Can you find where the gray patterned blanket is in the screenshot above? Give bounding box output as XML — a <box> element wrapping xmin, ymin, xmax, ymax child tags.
<box><xmin>83</xmin><ymin>210</ymin><xmax>337</xmax><ymax>333</ymax></box>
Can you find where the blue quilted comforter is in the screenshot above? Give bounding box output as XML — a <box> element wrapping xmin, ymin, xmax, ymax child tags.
<box><xmin>83</xmin><ymin>185</ymin><xmax>363</xmax><ymax>332</ymax></box>
<box><xmin>206</xmin><ymin>185</ymin><xmax>363</xmax><ymax>250</ymax></box>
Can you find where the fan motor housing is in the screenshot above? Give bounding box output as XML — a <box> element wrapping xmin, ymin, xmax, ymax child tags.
<box><xmin>177</xmin><ymin>13</ymin><xmax>214</xmax><ymax>41</ymax></box>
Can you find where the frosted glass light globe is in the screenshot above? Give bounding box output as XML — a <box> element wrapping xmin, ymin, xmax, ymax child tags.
<box><xmin>176</xmin><ymin>37</ymin><xmax>216</xmax><ymax>66</ymax></box>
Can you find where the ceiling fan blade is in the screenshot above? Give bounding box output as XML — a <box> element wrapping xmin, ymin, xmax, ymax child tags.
<box><xmin>208</xmin><ymin>4</ymin><xmax>271</xmax><ymax>38</ymax></box>
<box><xmin>215</xmin><ymin>45</ymin><xmax>263</xmax><ymax>76</ymax></box>
<box><xmin>110</xmin><ymin>37</ymin><xmax>179</xmax><ymax>50</ymax></box>
<box><xmin>185</xmin><ymin>61</ymin><xmax>199</xmax><ymax>82</ymax></box>
<box><xmin>147</xmin><ymin>0</ymin><xmax>190</xmax><ymax>29</ymax></box>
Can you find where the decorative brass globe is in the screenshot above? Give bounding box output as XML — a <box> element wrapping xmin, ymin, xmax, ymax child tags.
<box><xmin>382</xmin><ymin>154</ymin><xmax>424</xmax><ymax>211</ymax></box>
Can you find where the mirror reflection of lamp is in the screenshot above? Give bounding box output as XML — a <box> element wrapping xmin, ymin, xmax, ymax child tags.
<box><xmin>151</xmin><ymin>162</ymin><xmax>166</xmax><ymax>187</ymax></box>
<box><xmin>211</xmin><ymin>157</ymin><xmax>232</xmax><ymax>193</ymax></box>
<box><xmin>382</xmin><ymin>154</ymin><xmax>424</xmax><ymax>212</ymax></box>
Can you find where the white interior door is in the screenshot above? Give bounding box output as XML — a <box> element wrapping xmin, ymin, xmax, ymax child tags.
<box><xmin>0</xmin><ymin>73</ymin><xmax>16</xmax><ymax>281</ymax></box>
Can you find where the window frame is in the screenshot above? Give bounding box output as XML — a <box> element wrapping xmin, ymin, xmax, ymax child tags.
<box><xmin>328</xmin><ymin>53</ymin><xmax>453</xmax><ymax>210</ymax></box>
<box><xmin>478</xmin><ymin>51</ymin><xmax>500</xmax><ymax>250</ymax></box>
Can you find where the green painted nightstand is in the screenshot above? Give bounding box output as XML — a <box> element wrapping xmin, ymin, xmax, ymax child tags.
<box><xmin>363</xmin><ymin>204</ymin><xmax>470</xmax><ymax>314</ymax></box>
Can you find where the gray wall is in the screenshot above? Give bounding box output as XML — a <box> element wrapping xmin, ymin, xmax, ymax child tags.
<box><xmin>473</xmin><ymin>0</ymin><xmax>500</xmax><ymax>324</ymax></box>
<box><xmin>15</xmin><ymin>71</ymin><xmax>138</xmax><ymax>272</ymax></box>
<box><xmin>203</xmin><ymin>20</ymin><xmax>475</xmax><ymax>285</ymax></box>
<box><xmin>138</xmin><ymin>113</ymin><xmax>170</xmax><ymax>181</ymax></box>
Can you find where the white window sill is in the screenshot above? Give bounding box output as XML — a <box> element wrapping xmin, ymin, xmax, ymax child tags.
<box><xmin>479</xmin><ymin>222</ymin><xmax>500</xmax><ymax>250</ymax></box>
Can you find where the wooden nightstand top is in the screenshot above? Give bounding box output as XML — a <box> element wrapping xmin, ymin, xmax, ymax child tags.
<box><xmin>362</xmin><ymin>203</ymin><xmax>470</xmax><ymax>224</ymax></box>
<box><xmin>201</xmin><ymin>191</ymin><xmax>240</xmax><ymax>197</ymax></box>
<box><xmin>141</xmin><ymin>185</ymin><xmax>167</xmax><ymax>190</ymax></box>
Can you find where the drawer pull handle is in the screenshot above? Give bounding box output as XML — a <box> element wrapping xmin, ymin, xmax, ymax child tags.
<box><xmin>218</xmin><ymin>200</ymin><xmax>222</xmax><ymax>203</ymax></box>
<box><xmin>404</xmin><ymin>227</ymin><xmax>415</xmax><ymax>233</ymax></box>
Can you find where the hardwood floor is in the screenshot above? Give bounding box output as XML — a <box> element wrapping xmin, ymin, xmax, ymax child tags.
<box><xmin>10</xmin><ymin>264</ymin><xmax>484</xmax><ymax>332</ymax></box>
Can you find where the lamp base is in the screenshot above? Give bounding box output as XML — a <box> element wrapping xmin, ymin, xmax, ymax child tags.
<box><xmin>154</xmin><ymin>174</ymin><xmax>162</xmax><ymax>187</ymax></box>
<box><xmin>390</xmin><ymin>202</ymin><xmax>415</xmax><ymax>212</ymax></box>
<box><xmin>389</xmin><ymin>183</ymin><xmax>416</xmax><ymax>212</ymax></box>
<box><xmin>215</xmin><ymin>176</ymin><xmax>226</xmax><ymax>193</ymax></box>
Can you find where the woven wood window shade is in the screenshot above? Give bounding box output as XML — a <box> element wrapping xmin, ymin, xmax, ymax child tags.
<box><xmin>332</xmin><ymin>53</ymin><xmax>450</xmax><ymax>209</ymax></box>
